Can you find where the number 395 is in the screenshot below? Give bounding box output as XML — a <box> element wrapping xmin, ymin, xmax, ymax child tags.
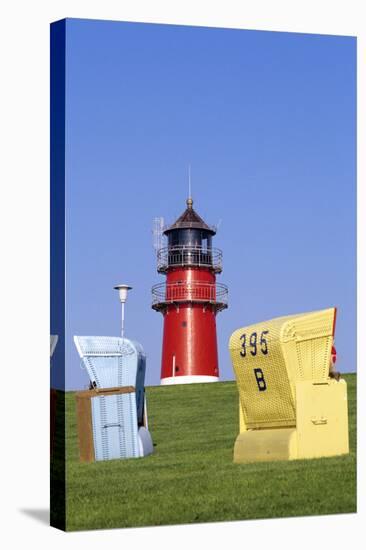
<box><xmin>240</xmin><ymin>330</ymin><xmax>269</xmax><ymax>358</ymax></box>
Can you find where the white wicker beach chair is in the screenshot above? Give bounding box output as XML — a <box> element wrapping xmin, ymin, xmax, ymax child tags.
<box><xmin>74</xmin><ymin>336</ymin><xmax>153</xmax><ymax>461</ymax></box>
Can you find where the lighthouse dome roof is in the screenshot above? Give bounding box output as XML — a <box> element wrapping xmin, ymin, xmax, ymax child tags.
<box><xmin>163</xmin><ymin>198</ymin><xmax>216</xmax><ymax>235</ymax></box>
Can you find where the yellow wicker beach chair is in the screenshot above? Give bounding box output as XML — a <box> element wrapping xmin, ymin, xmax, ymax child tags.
<box><xmin>229</xmin><ymin>307</ymin><xmax>349</xmax><ymax>463</ymax></box>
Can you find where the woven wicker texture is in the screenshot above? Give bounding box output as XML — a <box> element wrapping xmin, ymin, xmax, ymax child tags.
<box><xmin>74</xmin><ymin>336</ymin><xmax>142</xmax><ymax>389</ymax></box>
<box><xmin>91</xmin><ymin>393</ymin><xmax>140</xmax><ymax>461</ymax></box>
<box><xmin>229</xmin><ymin>308</ymin><xmax>336</xmax><ymax>429</ymax></box>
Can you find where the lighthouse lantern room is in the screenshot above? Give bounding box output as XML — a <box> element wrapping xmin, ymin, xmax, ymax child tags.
<box><xmin>152</xmin><ymin>197</ymin><xmax>228</xmax><ymax>385</ymax></box>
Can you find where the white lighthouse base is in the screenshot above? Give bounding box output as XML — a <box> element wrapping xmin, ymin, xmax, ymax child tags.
<box><xmin>160</xmin><ymin>375</ymin><xmax>219</xmax><ymax>386</ymax></box>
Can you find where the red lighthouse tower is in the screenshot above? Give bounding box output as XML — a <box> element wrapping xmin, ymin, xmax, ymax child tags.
<box><xmin>152</xmin><ymin>197</ymin><xmax>228</xmax><ymax>385</ymax></box>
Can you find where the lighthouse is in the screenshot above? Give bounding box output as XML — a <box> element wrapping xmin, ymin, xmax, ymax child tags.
<box><xmin>152</xmin><ymin>197</ymin><xmax>228</xmax><ymax>385</ymax></box>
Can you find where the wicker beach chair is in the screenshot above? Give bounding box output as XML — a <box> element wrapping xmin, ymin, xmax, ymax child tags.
<box><xmin>74</xmin><ymin>336</ymin><xmax>153</xmax><ymax>461</ymax></box>
<box><xmin>229</xmin><ymin>307</ymin><xmax>349</xmax><ymax>462</ymax></box>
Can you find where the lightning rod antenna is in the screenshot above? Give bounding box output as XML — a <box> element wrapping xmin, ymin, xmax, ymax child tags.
<box><xmin>188</xmin><ymin>164</ymin><xmax>191</xmax><ymax>199</ymax></box>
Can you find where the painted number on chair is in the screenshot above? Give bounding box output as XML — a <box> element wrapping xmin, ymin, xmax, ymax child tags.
<box><xmin>240</xmin><ymin>330</ymin><xmax>269</xmax><ymax>357</ymax></box>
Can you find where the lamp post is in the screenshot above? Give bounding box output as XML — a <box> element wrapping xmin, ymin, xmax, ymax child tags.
<box><xmin>114</xmin><ymin>284</ymin><xmax>132</xmax><ymax>339</ymax></box>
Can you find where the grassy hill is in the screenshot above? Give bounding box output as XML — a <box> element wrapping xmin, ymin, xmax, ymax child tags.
<box><xmin>63</xmin><ymin>374</ymin><xmax>356</xmax><ymax>531</ymax></box>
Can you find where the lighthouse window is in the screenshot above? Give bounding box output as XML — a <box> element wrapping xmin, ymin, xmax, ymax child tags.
<box><xmin>182</xmin><ymin>321</ymin><xmax>187</xmax><ymax>327</ymax></box>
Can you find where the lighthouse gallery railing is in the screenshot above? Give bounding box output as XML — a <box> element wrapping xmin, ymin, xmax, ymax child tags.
<box><xmin>152</xmin><ymin>281</ymin><xmax>228</xmax><ymax>310</ymax></box>
<box><xmin>157</xmin><ymin>245</ymin><xmax>223</xmax><ymax>273</ymax></box>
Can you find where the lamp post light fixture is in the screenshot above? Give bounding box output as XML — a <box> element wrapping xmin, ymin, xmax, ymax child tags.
<box><xmin>114</xmin><ymin>284</ymin><xmax>132</xmax><ymax>339</ymax></box>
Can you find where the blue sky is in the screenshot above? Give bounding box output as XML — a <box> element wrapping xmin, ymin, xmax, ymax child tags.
<box><xmin>61</xmin><ymin>19</ymin><xmax>356</xmax><ymax>390</ymax></box>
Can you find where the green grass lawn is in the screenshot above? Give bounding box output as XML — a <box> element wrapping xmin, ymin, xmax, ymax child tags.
<box><xmin>64</xmin><ymin>374</ymin><xmax>356</xmax><ymax>531</ymax></box>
